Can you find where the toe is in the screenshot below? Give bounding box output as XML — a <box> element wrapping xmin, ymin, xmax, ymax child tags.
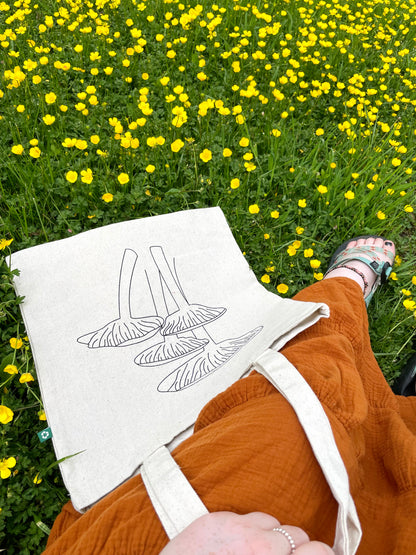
<box><xmin>383</xmin><ymin>239</ymin><xmax>395</xmax><ymax>259</ymax></box>
<box><xmin>355</xmin><ymin>237</ymin><xmax>368</xmax><ymax>248</ymax></box>
<box><xmin>373</xmin><ymin>237</ymin><xmax>385</xmax><ymax>251</ymax></box>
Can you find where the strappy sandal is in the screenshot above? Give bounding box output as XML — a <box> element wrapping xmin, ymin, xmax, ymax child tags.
<box><xmin>391</xmin><ymin>352</ymin><xmax>416</xmax><ymax>396</ymax></box>
<box><xmin>324</xmin><ymin>235</ymin><xmax>395</xmax><ymax>306</ymax></box>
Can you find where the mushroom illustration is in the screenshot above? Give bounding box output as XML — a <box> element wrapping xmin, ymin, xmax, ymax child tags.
<box><xmin>77</xmin><ymin>249</ymin><xmax>163</xmax><ymax>348</ymax></box>
<box><xmin>150</xmin><ymin>246</ymin><xmax>226</xmax><ymax>335</ymax></box>
<box><xmin>157</xmin><ymin>325</ymin><xmax>263</xmax><ymax>392</ymax></box>
<box><xmin>134</xmin><ymin>268</ymin><xmax>209</xmax><ymax>367</ymax></box>
<box><xmin>134</xmin><ymin>334</ymin><xmax>209</xmax><ymax>367</ymax></box>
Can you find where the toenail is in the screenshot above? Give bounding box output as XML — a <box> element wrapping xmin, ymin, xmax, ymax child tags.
<box><xmin>385</xmin><ymin>241</ymin><xmax>393</xmax><ymax>246</ymax></box>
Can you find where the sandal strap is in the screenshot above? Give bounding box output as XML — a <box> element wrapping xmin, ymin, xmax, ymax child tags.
<box><xmin>332</xmin><ymin>246</ymin><xmax>388</xmax><ymax>276</ymax></box>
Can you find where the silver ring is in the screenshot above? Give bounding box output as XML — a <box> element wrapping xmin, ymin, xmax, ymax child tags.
<box><xmin>273</xmin><ymin>527</ymin><xmax>296</xmax><ymax>553</ymax></box>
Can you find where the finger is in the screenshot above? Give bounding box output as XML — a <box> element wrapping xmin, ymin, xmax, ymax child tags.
<box><xmin>239</xmin><ymin>511</ymin><xmax>281</xmax><ymax>530</ymax></box>
<box><xmin>267</xmin><ymin>524</ymin><xmax>310</xmax><ymax>553</ymax></box>
<box><xmin>295</xmin><ymin>540</ymin><xmax>335</xmax><ymax>554</ymax></box>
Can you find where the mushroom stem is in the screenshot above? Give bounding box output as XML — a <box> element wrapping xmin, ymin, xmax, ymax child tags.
<box><xmin>150</xmin><ymin>246</ymin><xmax>189</xmax><ymax>310</ymax></box>
<box><xmin>118</xmin><ymin>249</ymin><xmax>138</xmax><ymax>319</ymax></box>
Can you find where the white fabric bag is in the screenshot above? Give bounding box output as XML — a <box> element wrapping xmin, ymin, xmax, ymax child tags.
<box><xmin>11</xmin><ymin>207</ymin><xmax>329</xmax><ymax>511</ymax></box>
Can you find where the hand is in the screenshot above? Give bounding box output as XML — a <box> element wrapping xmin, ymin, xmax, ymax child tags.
<box><xmin>159</xmin><ymin>511</ymin><xmax>335</xmax><ymax>554</ymax></box>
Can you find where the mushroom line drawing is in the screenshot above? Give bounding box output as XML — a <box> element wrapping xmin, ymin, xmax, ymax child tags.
<box><xmin>157</xmin><ymin>325</ymin><xmax>263</xmax><ymax>392</ymax></box>
<box><xmin>134</xmin><ymin>268</ymin><xmax>209</xmax><ymax>367</ymax></box>
<box><xmin>145</xmin><ymin>245</ymin><xmax>263</xmax><ymax>392</ymax></box>
<box><xmin>77</xmin><ymin>249</ymin><xmax>163</xmax><ymax>348</ymax></box>
<box><xmin>150</xmin><ymin>245</ymin><xmax>226</xmax><ymax>336</ymax></box>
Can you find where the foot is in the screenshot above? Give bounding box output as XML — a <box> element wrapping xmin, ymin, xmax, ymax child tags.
<box><xmin>323</xmin><ymin>237</ymin><xmax>395</xmax><ymax>304</ymax></box>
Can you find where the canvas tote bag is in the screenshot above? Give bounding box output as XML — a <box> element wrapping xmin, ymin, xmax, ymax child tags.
<box><xmin>11</xmin><ymin>207</ymin><xmax>332</xmax><ymax>513</ymax></box>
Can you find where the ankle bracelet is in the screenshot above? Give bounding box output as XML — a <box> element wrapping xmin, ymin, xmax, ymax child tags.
<box><xmin>326</xmin><ymin>264</ymin><xmax>369</xmax><ymax>293</ymax></box>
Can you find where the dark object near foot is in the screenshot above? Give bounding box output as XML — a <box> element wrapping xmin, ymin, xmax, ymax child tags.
<box><xmin>391</xmin><ymin>352</ymin><xmax>416</xmax><ymax>396</ymax></box>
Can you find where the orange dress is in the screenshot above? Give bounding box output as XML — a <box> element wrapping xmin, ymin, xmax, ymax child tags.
<box><xmin>43</xmin><ymin>278</ymin><xmax>416</xmax><ymax>554</ymax></box>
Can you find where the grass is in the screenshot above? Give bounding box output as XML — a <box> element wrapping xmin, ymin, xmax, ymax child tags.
<box><xmin>0</xmin><ymin>0</ymin><xmax>415</xmax><ymax>551</ymax></box>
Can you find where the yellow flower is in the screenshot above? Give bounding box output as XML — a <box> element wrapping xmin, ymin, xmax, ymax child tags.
<box><xmin>404</xmin><ymin>205</ymin><xmax>414</xmax><ymax>213</ymax></box>
<box><xmin>11</xmin><ymin>144</ymin><xmax>24</xmax><ymax>155</ymax></box>
<box><xmin>29</xmin><ymin>147</ymin><xmax>41</xmax><ymax>158</ymax></box>
<box><xmin>197</xmin><ymin>72</ymin><xmax>207</xmax><ymax>81</ymax></box>
<box><xmin>310</xmin><ymin>259</ymin><xmax>321</xmax><ymax>269</ymax></box>
<box><xmin>199</xmin><ymin>149</ymin><xmax>212</xmax><ymax>163</ymax></box>
<box><xmin>0</xmin><ymin>238</ymin><xmax>13</xmax><ymax>251</ymax></box>
<box><xmin>270</xmin><ymin>210</ymin><xmax>279</xmax><ymax>219</ymax></box>
<box><xmin>38</xmin><ymin>410</ymin><xmax>47</xmax><ymax>421</ymax></box>
<box><xmin>90</xmin><ymin>135</ymin><xmax>100</xmax><ymax>144</ymax></box>
<box><xmin>261</xmin><ymin>274</ymin><xmax>271</xmax><ymax>284</ymax></box>
<box><xmin>223</xmin><ymin>148</ymin><xmax>232</xmax><ymax>157</ymax></box>
<box><xmin>9</xmin><ymin>338</ymin><xmax>22</xmax><ymax>349</ymax></box>
<box><xmin>317</xmin><ymin>185</ymin><xmax>328</xmax><ymax>194</ymax></box>
<box><xmin>81</xmin><ymin>169</ymin><xmax>93</xmax><ymax>184</ymax></box>
<box><xmin>403</xmin><ymin>299</ymin><xmax>416</xmax><ymax>311</ymax></box>
<box><xmin>33</xmin><ymin>473</ymin><xmax>42</xmax><ymax>484</ymax></box>
<box><xmin>298</xmin><ymin>199</ymin><xmax>307</xmax><ymax>208</ymax></box>
<box><xmin>230</xmin><ymin>178</ymin><xmax>240</xmax><ymax>189</ymax></box>
<box><xmin>166</xmin><ymin>50</ymin><xmax>176</xmax><ymax>59</ymax></box>
<box><xmin>0</xmin><ymin>457</ymin><xmax>16</xmax><ymax>479</ymax></box>
<box><xmin>249</xmin><ymin>204</ymin><xmax>260</xmax><ymax>214</ymax></box>
<box><xmin>314</xmin><ymin>272</ymin><xmax>324</xmax><ymax>281</ymax></box>
<box><xmin>65</xmin><ymin>171</ymin><xmax>78</xmax><ymax>183</ymax></box>
<box><xmin>277</xmin><ymin>283</ymin><xmax>289</xmax><ymax>294</ymax></box>
<box><xmin>236</xmin><ymin>114</ymin><xmax>245</xmax><ymax>124</ymax></box>
<box><xmin>392</xmin><ymin>158</ymin><xmax>401</xmax><ymax>167</ymax></box>
<box><xmin>171</xmin><ymin>139</ymin><xmax>184</xmax><ymax>152</ymax></box>
<box><xmin>412</xmin><ymin>276</ymin><xmax>416</xmax><ymax>286</ymax></box>
<box><xmin>19</xmin><ymin>373</ymin><xmax>34</xmax><ymax>383</ymax></box>
<box><xmin>244</xmin><ymin>162</ymin><xmax>256</xmax><ymax>172</ymax></box>
<box><xmin>344</xmin><ymin>191</ymin><xmax>355</xmax><ymax>200</ymax></box>
<box><xmin>264</xmin><ymin>233</ymin><xmax>270</xmax><ymax>240</ymax></box>
<box><xmin>102</xmin><ymin>193</ymin><xmax>114</xmax><ymax>203</ymax></box>
<box><xmin>42</xmin><ymin>114</ymin><xmax>55</xmax><ymax>125</ymax></box>
<box><xmin>160</xmin><ymin>76</ymin><xmax>170</xmax><ymax>86</ymax></box>
<box><xmin>16</xmin><ymin>105</ymin><xmax>25</xmax><ymax>113</ymax></box>
<box><xmin>146</xmin><ymin>165</ymin><xmax>155</xmax><ymax>173</ymax></box>
<box><xmin>0</xmin><ymin>406</ymin><xmax>14</xmax><ymax>424</ymax></box>
<box><xmin>296</xmin><ymin>227</ymin><xmax>304</xmax><ymax>235</ymax></box>
<box><xmin>304</xmin><ymin>249</ymin><xmax>313</xmax><ymax>258</ymax></box>
<box><xmin>390</xmin><ymin>272</ymin><xmax>398</xmax><ymax>281</ymax></box>
<box><xmin>271</xmin><ymin>129</ymin><xmax>281</xmax><ymax>138</ymax></box>
<box><xmin>239</xmin><ymin>137</ymin><xmax>249</xmax><ymax>147</ymax></box>
<box><xmin>376</xmin><ymin>211</ymin><xmax>386</xmax><ymax>220</ymax></box>
<box><xmin>4</xmin><ymin>364</ymin><xmax>18</xmax><ymax>374</ymax></box>
<box><xmin>315</xmin><ymin>128</ymin><xmax>324</xmax><ymax>136</ymax></box>
<box><xmin>287</xmin><ymin>246</ymin><xmax>297</xmax><ymax>256</ymax></box>
<box><xmin>118</xmin><ymin>173</ymin><xmax>130</xmax><ymax>185</ymax></box>
<box><xmin>45</xmin><ymin>92</ymin><xmax>57</xmax><ymax>104</ymax></box>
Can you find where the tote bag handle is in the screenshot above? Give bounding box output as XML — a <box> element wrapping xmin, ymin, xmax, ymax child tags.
<box><xmin>141</xmin><ymin>349</ymin><xmax>362</xmax><ymax>555</ymax></box>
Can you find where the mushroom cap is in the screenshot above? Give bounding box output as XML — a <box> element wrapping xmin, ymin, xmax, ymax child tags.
<box><xmin>158</xmin><ymin>326</ymin><xmax>262</xmax><ymax>392</ymax></box>
<box><xmin>134</xmin><ymin>336</ymin><xmax>209</xmax><ymax>367</ymax></box>
<box><xmin>77</xmin><ymin>316</ymin><xmax>164</xmax><ymax>348</ymax></box>
<box><xmin>161</xmin><ymin>304</ymin><xmax>226</xmax><ymax>336</ymax></box>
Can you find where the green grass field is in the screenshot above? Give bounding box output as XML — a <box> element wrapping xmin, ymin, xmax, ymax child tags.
<box><xmin>1</xmin><ymin>0</ymin><xmax>415</xmax><ymax>551</ymax></box>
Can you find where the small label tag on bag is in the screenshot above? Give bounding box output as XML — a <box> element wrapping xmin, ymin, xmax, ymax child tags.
<box><xmin>37</xmin><ymin>427</ymin><xmax>53</xmax><ymax>442</ymax></box>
